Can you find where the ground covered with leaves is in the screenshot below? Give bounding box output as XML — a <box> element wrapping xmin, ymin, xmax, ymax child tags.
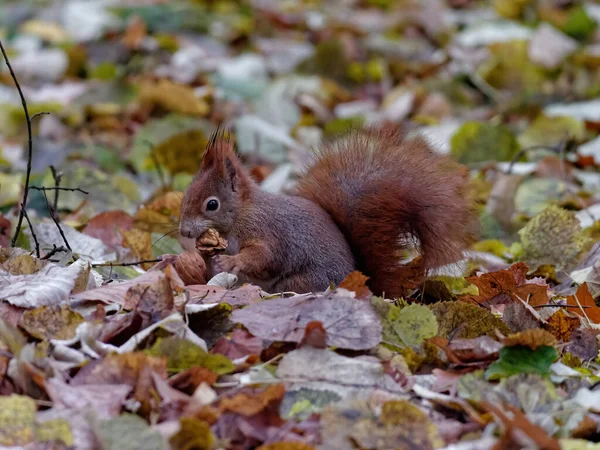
<box><xmin>4</xmin><ymin>0</ymin><xmax>600</xmax><ymax>449</ymax></box>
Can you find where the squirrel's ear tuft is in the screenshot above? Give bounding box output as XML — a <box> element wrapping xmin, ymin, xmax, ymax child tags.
<box><xmin>201</xmin><ymin>126</ymin><xmax>234</xmax><ymax>172</ymax></box>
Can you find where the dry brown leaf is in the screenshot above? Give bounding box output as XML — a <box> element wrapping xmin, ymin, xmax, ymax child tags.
<box><xmin>70</xmin><ymin>352</ymin><xmax>167</xmax><ymax>416</ymax></box>
<box><xmin>185</xmin><ymin>284</ymin><xmax>263</xmax><ymax>306</ymax></box>
<box><xmin>83</xmin><ymin>211</ymin><xmax>134</xmax><ymax>250</ymax></box>
<box><xmin>337</xmin><ymin>271</ymin><xmax>371</xmax><ymax>299</ymax></box>
<box><xmin>566</xmin><ymin>283</ymin><xmax>600</xmax><ymax>324</ymax></box>
<box><xmin>545</xmin><ymin>309</ymin><xmax>581</xmax><ymax>342</ymax></box>
<box><xmin>566</xmin><ymin>328</ymin><xmax>600</xmax><ymax>361</ymax></box>
<box><xmin>501</xmin><ymin>329</ymin><xmax>557</xmax><ymax>350</ymax></box>
<box><xmin>168</xmin><ymin>367</ymin><xmax>218</xmax><ymax>395</ymax></box>
<box><xmin>122</xmin><ymin>229</ymin><xmax>154</xmax><ymax>270</ymax></box>
<box><xmin>299</xmin><ymin>321</ymin><xmax>327</xmax><ymax>349</ymax></box>
<box><xmin>218</xmin><ymin>384</ymin><xmax>285</xmax><ymax>416</ymax></box>
<box><xmin>231</xmin><ymin>291</ymin><xmax>382</xmax><ymax>350</ymax></box>
<box><xmin>122</xmin><ymin>15</ymin><xmax>147</xmax><ymax>49</ymax></box>
<box><xmin>257</xmin><ymin>443</ymin><xmax>315</xmax><ymax>450</ymax></box>
<box><xmin>126</xmin><ymin>271</ymin><xmax>174</xmax><ymax>322</ymax></box>
<box><xmin>19</xmin><ymin>305</ymin><xmax>84</xmax><ymax>341</ymax></box>
<box><xmin>139</xmin><ymin>79</ymin><xmax>209</xmax><ymax>116</ymax></box>
<box><xmin>175</xmin><ymin>251</ymin><xmax>207</xmax><ymax>285</ymax></box>
<box><xmin>211</xmin><ymin>328</ymin><xmax>263</xmax><ymax>360</ymax></box>
<box><xmin>464</xmin><ymin>262</ymin><xmax>549</xmax><ymax>307</ymax></box>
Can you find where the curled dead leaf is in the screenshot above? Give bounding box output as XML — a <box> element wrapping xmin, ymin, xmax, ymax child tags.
<box><xmin>175</xmin><ymin>251</ymin><xmax>207</xmax><ymax>285</ymax></box>
<box><xmin>501</xmin><ymin>329</ymin><xmax>557</xmax><ymax>350</ymax></box>
<box><xmin>337</xmin><ymin>271</ymin><xmax>371</xmax><ymax>299</ymax></box>
<box><xmin>218</xmin><ymin>384</ymin><xmax>285</xmax><ymax>416</ymax></box>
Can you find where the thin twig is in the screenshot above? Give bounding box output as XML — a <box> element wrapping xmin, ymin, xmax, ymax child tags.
<box><xmin>2</xmin><ymin>39</ymin><xmax>34</xmax><ymax>247</ymax></box>
<box><xmin>21</xmin><ymin>206</ymin><xmax>40</xmax><ymax>258</ymax></box>
<box><xmin>92</xmin><ymin>257</ymin><xmax>163</xmax><ymax>268</ymax></box>
<box><xmin>29</xmin><ymin>186</ymin><xmax>89</xmax><ymax>195</ymax></box>
<box><xmin>49</xmin><ymin>165</ymin><xmax>61</xmax><ymax>211</ymax></box>
<box><xmin>42</xmin><ymin>190</ymin><xmax>71</xmax><ymax>251</ymax></box>
<box><xmin>41</xmin><ymin>244</ymin><xmax>69</xmax><ymax>261</ymax></box>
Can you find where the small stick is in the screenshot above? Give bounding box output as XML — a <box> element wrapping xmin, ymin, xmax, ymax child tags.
<box><xmin>29</xmin><ymin>186</ymin><xmax>89</xmax><ymax>195</ymax></box>
<box><xmin>49</xmin><ymin>165</ymin><xmax>61</xmax><ymax>211</ymax></box>
<box><xmin>21</xmin><ymin>206</ymin><xmax>40</xmax><ymax>258</ymax></box>
<box><xmin>42</xmin><ymin>190</ymin><xmax>71</xmax><ymax>251</ymax></box>
<box><xmin>1</xmin><ymin>38</ymin><xmax>34</xmax><ymax>247</ymax></box>
<box><xmin>92</xmin><ymin>257</ymin><xmax>163</xmax><ymax>268</ymax></box>
<box><xmin>41</xmin><ymin>244</ymin><xmax>69</xmax><ymax>261</ymax></box>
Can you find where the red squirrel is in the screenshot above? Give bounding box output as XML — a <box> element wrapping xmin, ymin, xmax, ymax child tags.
<box><xmin>179</xmin><ymin>125</ymin><xmax>477</xmax><ymax>298</ymax></box>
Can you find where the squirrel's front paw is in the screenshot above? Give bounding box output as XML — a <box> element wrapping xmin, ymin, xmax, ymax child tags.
<box><xmin>213</xmin><ymin>254</ymin><xmax>241</xmax><ymax>275</ymax></box>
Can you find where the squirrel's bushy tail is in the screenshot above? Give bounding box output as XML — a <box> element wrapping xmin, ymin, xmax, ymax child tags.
<box><xmin>295</xmin><ymin>125</ymin><xmax>477</xmax><ymax>298</ymax></box>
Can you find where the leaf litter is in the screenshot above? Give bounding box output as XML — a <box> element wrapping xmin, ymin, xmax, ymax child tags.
<box><xmin>4</xmin><ymin>0</ymin><xmax>600</xmax><ymax>449</ymax></box>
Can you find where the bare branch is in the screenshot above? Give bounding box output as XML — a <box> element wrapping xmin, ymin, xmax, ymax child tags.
<box><xmin>41</xmin><ymin>244</ymin><xmax>69</xmax><ymax>261</ymax></box>
<box><xmin>30</xmin><ymin>186</ymin><xmax>89</xmax><ymax>195</ymax></box>
<box><xmin>21</xmin><ymin>206</ymin><xmax>40</xmax><ymax>258</ymax></box>
<box><xmin>1</xmin><ymin>38</ymin><xmax>34</xmax><ymax>247</ymax></box>
<box><xmin>92</xmin><ymin>258</ymin><xmax>163</xmax><ymax>268</ymax></box>
<box><xmin>41</xmin><ymin>190</ymin><xmax>71</xmax><ymax>251</ymax></box>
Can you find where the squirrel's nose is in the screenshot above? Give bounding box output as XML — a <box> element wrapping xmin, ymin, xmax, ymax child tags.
<box><xmin>179</xmin><ymin>220</ymin><xmax>196</xmax><ymax>239</ymax></box>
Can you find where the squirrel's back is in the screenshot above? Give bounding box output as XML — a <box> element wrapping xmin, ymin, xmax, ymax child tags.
<box><xmin>295</xmin><ymin>125</ymin><xmax>477</xmax><ymax>298</ymax></box>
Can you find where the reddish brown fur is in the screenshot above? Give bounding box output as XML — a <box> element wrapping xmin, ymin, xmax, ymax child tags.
<box><xmin>180</xmin><ymin>125</ymin><xmax>477</xmax><ymax>297</ymax></box>
<box><xmin>295</xmin><ymin>125</ymin><xmax>477</xmax><ymax>298</ymax></box>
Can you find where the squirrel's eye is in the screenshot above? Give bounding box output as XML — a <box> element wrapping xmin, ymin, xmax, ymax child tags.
<box><xmin>205</xmin><ymin>198</ymin><xmax>219</xmax><ymax>212</ymax></box>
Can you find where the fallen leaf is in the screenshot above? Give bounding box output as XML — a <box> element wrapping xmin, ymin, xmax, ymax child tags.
<box><xmin>45</xmin><ymin>378</ymin><xmax>131</xmax><ymax>418</ymax></box>
<box><xmin>519</xmin><ymin>205</ymin><xmax>589</xmax><ymax>271</ymax></box>
<box><xmin>431</xmin><ymin>301</ymin><xmax>510</xmax><ymax>339</ymax></box>
<box><xmin>257</xmin><ymin>443</ymin><xmax>315</xmax><ymax>450</ymax></box>
<box><xmin>485</xmin><ymin>345</ymin><xmax>558</xmax><ymax>380</ymax></box>
<box><xmin>387</xmin><ymin>303</ymin><xmax>438</xmax><ymax>349</ymax></box>
<box><xmin>299</xmin><ymin>321</ymin><xmax>328</xmax><ymax>349</ymax></box>
<box><xmin>139</xmin><ymin>79</ymin><xmax>209</xmax><ymax>117</ymax></box>
<box><xmin>211</xmin><ymin>328</ymin><xmax>264</xmax><ymax>360</ymax></box>
<box><xmin>146</xmin><ymin>336</ymin><xmax>235</xmax><ymax>375</ymax></box>
<box><xmin>464</xmin><ymin>262</ymin><xmax>549</xmax><ymax>307</ymax></box>
<box><xmin>70</xmin><ymin>352</ymin><xmax>167</xmax><ymax>416</ymax></box>
<box><xmin>337</xmin><ymin>271</ymin><xmax>371</xmax><ymax>299</ymax></box>
<box><xmin>127</xmin><ymin>271</ymin><xmax>174</xmax><ymax>323</ymax></box>
<box><xmin>95</xmin><ymin>414</ymin><xmax>165</xmax><ymax>450</ymax></box>
<box><xmin>501</xmin><ymin>329</ymin><xmax>558</xmax><ymax>350</ymax></box>
<box><xmin>566</xmin><ymin>283</ymin><xmax>600</xmax><ymax>324</ymax></box>
<box><xmin>566</xmin><ymin>329</ymin><xmax>600</xmax><ymax>361</ymax></box>
<box><xmin>19</xmin><ymin>305</ymin><xmax>84</xmax><ymax>340</ymax></box>
<box><xmin>168</xmin><ymin>367</ymin><xmax>218</xmax><ymax>395</ymax></box>
<box><xmin>218</xmin><ymin>384</ymin><xmax>285</xmax><ymax>416</ymax></box>
<box><xmin>122</xmin><ymin>229</ymin><xmax>154</xmax><ymax>270</ymax></box>
<box><xmin>546</xmin><ymin>309</ymin><xmax>581</xmax><ymax>342</ymax></box>
<box><xmin>169</xmin><ymin>417</ymin><xmax>213</xmax><ymax>450</ymax></box>
<box><xmin>0</xmin><ymin>262</ymin><xmax>82</xmax><ymax>308</ymax></box>
<box><xmin>0</xmin><ymin>394</ymin><xmax>36</xmax><ymax>446</ymax></box>
<box><xmin>231</xmin><ymin>291</ymin><xmax>381</xmax><ymax>351</ymax></box>
<box><xmin>185</xmin><ymin>284</ymin><xmax>263</xmax><ymax>306</ymax></box>
<box><xmin>83</xmin><ymin>211</ymin><xmax>134</xmax><ymax>250</ymax></box>
<box><xmin>122</xmin><ymin>15</ymin><xmax>147</xmax><ymax>49</ymax></box>
<box><xmin>33</xmin><ymin>222</ymin><xmax>116</xmax><ymax>262</ymax></box>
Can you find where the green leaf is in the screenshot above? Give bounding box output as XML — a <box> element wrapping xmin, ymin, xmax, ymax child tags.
<box><xmin>518</xmin><ymin>115</ymin><xmax>585</xmax><ymax>149</ymax></box>
<box><xmin>431</xmin><ymin>301</ymin><xmax>510</xmax><ymax>340</ymax></box>
<box><xmin>519</xmin><ymin>205</ymin><xmax>590</xmax><ymax>271</ymax></box>
<box><xmin>145</xmin><ymin>336</ymin><xmax>235</xmax><ymax>375</ymax></box>
<box><xmin>485</xmin><ymin>345</ymin><xmax>558</xmax><ymax>380</ymax></box>
<box><xmin>95</xmin><ymin>414</ymin><xmax>165</xmax><ymax>450</ymax></box>
<box><xmin>389</xmin><ymin>304</ymin><xmax>438</xmax><ymax>349</ymax></box>
<box><xmin>561</xmin><ymin>6</ymin><xmax>597</xmax><ymax>41</ymax></box>
<box><xmin>169</xmin><ymin>418</ymin><xmax>213</xmax><ymax>450</ymax></box>
<box><xmin>451</xmin><ymin>121</ymin><xmax>520</xmax><ymax>164</ymax></box>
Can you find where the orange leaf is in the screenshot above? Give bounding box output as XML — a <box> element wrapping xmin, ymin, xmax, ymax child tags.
<box><xmin>338</xmin><ymin>271</ymin><xmax>371</xmax><ymax>299</ymax></box>
<box><xmin>567</xmin><ymin>283</ymin><xmax>600</xmax><ymax>324</ymax></box>
<box><xmin>545</xmin><ymin>309</ymin><xmax>581</xmax><ymax>341</ymax></box>
<box><xmin>218</xmin><ymin>384</ymin><xmax>285</xmax><ymax>417</ymax></box>
<box><xmin>464</xmin><ymin>262</ymin><xmax>548</xmax><ymax>307</ymax></box>
<box><xmin>501</xmin><ymin>329</ymin><xmax>557</xmax><ymax>350</ymax></box>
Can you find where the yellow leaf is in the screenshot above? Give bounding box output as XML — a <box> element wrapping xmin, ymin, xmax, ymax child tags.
<box><xmin>139</xmin><ymin>79</ymin><xmax>209</xmax><ymax>116</ymax></box>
